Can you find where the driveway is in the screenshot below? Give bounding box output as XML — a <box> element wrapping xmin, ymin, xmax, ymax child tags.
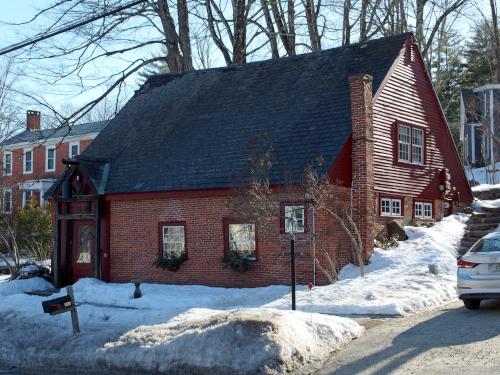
<box><xmin>317</xmin><ymin>299</ymin><xmax>500</xmax><ymax>375</ymax></box>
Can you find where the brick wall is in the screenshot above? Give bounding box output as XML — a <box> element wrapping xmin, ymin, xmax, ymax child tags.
<box><xmin>107</xmin><ymin>187</ymin><xmax>353</xmax><ymax>287</ymax></box>
<box><xmin>349</xmin><ymin>74</ymin><xmax>375</xmax><ymax>259</ymax></box>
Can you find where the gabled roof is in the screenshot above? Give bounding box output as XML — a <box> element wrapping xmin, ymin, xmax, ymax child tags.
<box><xmin>83</xmin><ymin>33</ymin><xmax>410</xmax><ymax>194</ymax></box>
<box><xmin>1</xmin><ymin>120</ymin><xmax>109</xmax><ymax>147</ymax></box>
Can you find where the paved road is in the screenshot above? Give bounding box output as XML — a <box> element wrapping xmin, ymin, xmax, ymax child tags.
<box><xmin>317</xmin><ymin>299</ymin><xmax>500</xmax><ymax>375</ymax></box>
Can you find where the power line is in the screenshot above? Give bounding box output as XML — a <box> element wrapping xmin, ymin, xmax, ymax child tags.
<box><xmin>0</xmin><ymin>0</ymin><xmax>149</xmax><ymax>57</ymax></box>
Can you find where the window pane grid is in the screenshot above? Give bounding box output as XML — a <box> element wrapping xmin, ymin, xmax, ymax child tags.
<box><xmin>228</xmin><ymin>223</ymin><xmax>256</xmax><ymax>258</ymax></box>
<box><xmin>284</xmin><ymin>206</ymin><xmax>305</xmax><ymax>233</ymax></box>
<box><xmin>163</xmin><ymin>226</ymin><xmax>185</xmax><ymax>258</ymax></box>
<box><xmin>381</xmin><ymin>198</ymin><xmax>402</xmax><ymax>217</ymax></box>
<box><xmin>398</xmin><ymin>125</ymin><xmax>410</xmax><ymax>162</ymax></box>
<box><xmin>415</xmin><ymin>202</ymin><xmax>432</xmax><ymax>219</ymax></box>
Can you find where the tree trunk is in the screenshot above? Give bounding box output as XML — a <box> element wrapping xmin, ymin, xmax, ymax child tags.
<box><xmin>233</xmin><ymin>0</ymin><xmax>248</xmax><ymax>64</ymax></box>
<box><xmin>491</xmin><ymin>0</ymin><xmax>500</xmax><ymax>82</ymax></box>
<box><xmin>343</xmin><ymin>0</ymin><xmax>351</xmax><ymax>45</ymax></box>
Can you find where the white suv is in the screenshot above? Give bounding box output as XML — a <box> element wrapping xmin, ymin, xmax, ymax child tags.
<box><xmin>457</xmin><ymin>232</ymin><xmax>500</xmax><ymax>309</ymax></box>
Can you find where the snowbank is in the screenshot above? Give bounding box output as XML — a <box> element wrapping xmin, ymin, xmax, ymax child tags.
<box><xmin>100</xmin><ymin>308</ymin><xmax>362</xmax><ymax>374</ymax></box>
<box><xmin>0</xmin><ymin>277</ymin><xmax>52</xmax><ymax>296</ymax></box>
<box><xmin>465</xmin><ymin>162</ymin><xmax>500</xmax><ymax>185</ymax></box>
<box><xmin>263</xmin><ymin>214</ymin><xmax>468</xmax><ymax>316</ymax></box>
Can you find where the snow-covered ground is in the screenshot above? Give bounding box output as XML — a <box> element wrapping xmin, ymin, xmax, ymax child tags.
<box><xmin>465</xmin><ymin>162</ymin><xmax>500</xmax><ymax>186</ymax></box>
<box><xmin>0</xmin><ymin>214</ymin><xmax>467</xmax><ymax>373</ymax></box>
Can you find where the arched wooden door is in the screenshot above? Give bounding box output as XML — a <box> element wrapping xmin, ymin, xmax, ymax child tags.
<box><xmin>71</xmin><ymin>220</ymin><xmax>95</xmax><ymax>283</ymax></box>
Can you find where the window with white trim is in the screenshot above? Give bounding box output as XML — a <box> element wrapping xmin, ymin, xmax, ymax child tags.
<box><xmin>69</xmin><ymin>142</ymin><xmax>80</xmax><ymax>158</ymax></box>
<box><xmin>380</xmin><ymin>197</ymin><xmax>402</xmax><ymax>217</ymax></box>
<box><xmin>162</xmin><ymin>225</ymin><xmax>186</xmax><ymax>258</ymax></box>
<box><xmin>3</xmin><ymin>151</ymin><xmax>12</xmax><ymax>176</ymax></box>
<box><xmin>23</xmin><ymin>149</ymin><xmax>33</xmax><ymax>174</ymax></box>
<box><xmin>398</xmin><ymin>124</ymin><xmax>425</xmax><ymax>165</ymax></box>
<box><xmin>414</xmin><ymin>202</ymin><xmax>432</xmax><ymax>219</ymax></box>
<box><xmin>284</xmin><ymin>205</ymin><xmax>305</xmax><ymax>233</ymax></box>
<box><xmin>46</xmin><ymin>145</ymin><xmax>56</xmax><ymax>172</ymax></box>
<box><xmin>412</xmin><ymin>128</ymin><xmax>424</xmax><ymax>165</ymax></box>
<box><xmin>3</xmin><ymin>188</ymin><xmax>12</xmax><ymax>214</ymax></box>
<box><xmin>398</xmin><ymin>125</ymin><xmax>410</xmax><ymax>162</ymax></box>
<box><xmin>228</xmin><ymin>223</ymin><xmax>256</xmax><ymax>258</ymax></box>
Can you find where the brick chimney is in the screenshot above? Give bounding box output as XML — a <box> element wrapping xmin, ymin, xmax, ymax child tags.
<box><xmin>348</xmin><ymin>74</ymin><xmax>375</xmax><ymax>259</ymax></box>
<box><xmin>26</xmin><ymin>110</ymin><xmax>41</xmax><ymax>131</ymax></box>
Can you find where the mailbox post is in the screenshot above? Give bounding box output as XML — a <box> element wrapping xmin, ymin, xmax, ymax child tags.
<box><xmin>42</xmin><ymin>285</ymin><xmax>80</xmax><ymax>334</ymax></box>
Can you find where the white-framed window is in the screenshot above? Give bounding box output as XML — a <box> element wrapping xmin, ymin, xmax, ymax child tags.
<box><xmin>414</xmin><ymin>202</ymin><xmax>432</xmax><ymax>219</ymax></box>
<box><xmin>284</xmin><ymin>205</ymin><xmax>305</xmax><ymax>233</ymax></box>
<box><xmin>3</xmin><ymin>188</ymin><xmax>12</xmax><ymax>214</ymax></box>
<box><xmin>398</xmin><ymin>125</ymin><xmax>411</xmax><ymax>162</ymax></box>
<box><xmin>412</xmin><ymin>128</ymin><xmax>424</xmax><ymax>165</ymax></box>
<box><xmin>3</xmin><ymin>151</ymin><xmax>12</xmax><ymax>176</ymax></box>
<box><xmin>398</xmin><ymin>124</ymin><xmax>425</xmax><ymax>165</ymax></box>
<box><xmin>23</xmin><ymin>148</ymin><xmax>33</xmax><ymax>174</ymax></box>
<box><xmin>22</xmin><ymin>190</ymin><xmax>35</xmax><ymax>208</ymax></box>
<box><xmin>380</xmin><ymin>197</ymin><xmax>402</xmax><ymax>217</ymax></box>
<box><xmin>162</xmin><ymin>225</ymin><xmax>186</xmax><ymax>258</ymax></box>
<box><xmin>46</xmin><ymin>145</ymin><xmax>56</xmax><ymax>172</ymax></box>
<box><xmin>69</xmin><ymin>142</ymin><xmax>80</xmax><ymax>159</ymax></box>
<box><xmin>228</xmin><ymin>223</ymin><xmax>256</xmax><ymax>259</ymax></box>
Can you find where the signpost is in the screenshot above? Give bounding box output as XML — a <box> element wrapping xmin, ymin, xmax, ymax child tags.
<box><xmin>42</xmin><ymin>285</ymin><xmax>80</xmax><ymax>334</ymax></box>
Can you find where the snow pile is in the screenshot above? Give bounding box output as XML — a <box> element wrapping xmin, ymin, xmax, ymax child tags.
<box><xmin>263</xmin><ymin>214</ymin><xmax>468</xmax><ymax>316</ymax></box>
<box><xmin>99</xmin><ymin>308</ymin><xmax>362</xmax><ymax>374</ymax></box>
<box><xmin>0</xmin><ymin>277</ymin><xmax>52</xmax><ymax>296</ymax></box>
<box><xmin>465</xmin><ymin>162</ymin><xmax>500</xmax><ymax>185</ymax></box>
<box><xmin>0</xmin><ymin>293</ymin><xmax>362</xmax><ymax>374</ymax></box>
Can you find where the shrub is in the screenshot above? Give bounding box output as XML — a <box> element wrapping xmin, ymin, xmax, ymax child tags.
<box><xmin>223</xmin><ymin>251</ymin><xmax>249</xmax><ymax>272</ymax></box>
<box><xmin>153</xmin><ymin>254</ymin><xmax>185</xmax><ymax>271</ymax></box>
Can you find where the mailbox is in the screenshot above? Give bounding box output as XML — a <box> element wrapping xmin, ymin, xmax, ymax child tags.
<box><xmin>42</xmin><ymin>295</ymin><xmax>74</xmax><ymax>316</ymax></box>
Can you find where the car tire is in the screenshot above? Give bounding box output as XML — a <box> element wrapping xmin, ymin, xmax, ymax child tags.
<box><xmin>463</xmin><ymin>299</ymin><xmax>481</xmax><ymax>310</ymax></box>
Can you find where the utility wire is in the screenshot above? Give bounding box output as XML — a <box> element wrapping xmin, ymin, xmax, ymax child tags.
<box><xmin>0</xmin><ymin>0</ymin><xmax>149</xmax><ymax>57</ymax></box>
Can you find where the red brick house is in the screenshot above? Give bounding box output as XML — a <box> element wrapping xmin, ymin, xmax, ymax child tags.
<box><xmin>0</xmin><ymin>111</ymin><xmax>108</xmax><ymax>212</ymax></box>
<box><xmin>47</xmin><ymin>33</ymin><xmax>472</xmax><ymax>288</ymax></box>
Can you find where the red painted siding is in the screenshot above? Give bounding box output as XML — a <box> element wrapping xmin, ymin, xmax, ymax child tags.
<box><xmin>372</xmin><ymin>39</ymin><xmax>472</xmax><ymax>205</ymax></box>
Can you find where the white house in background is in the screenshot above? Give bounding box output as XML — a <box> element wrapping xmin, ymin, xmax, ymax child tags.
<box><xmin>0</xmin><ymin>110</ymin><xmax>108</xmax><ymax>213</ymax></box>
<box><xmin>460</xmin><ymin>84</ymin><xmax>500</xmax><ymax>167</ymax></box>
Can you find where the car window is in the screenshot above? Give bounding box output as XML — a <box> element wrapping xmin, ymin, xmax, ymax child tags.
<box><xmin>472</xmin><ymin>238</ymin><xmax>500</xmax><ymax>253</ymax></box>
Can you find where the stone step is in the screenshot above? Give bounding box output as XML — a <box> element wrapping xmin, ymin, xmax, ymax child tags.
<box><xmin>470</xmin><ymin>215</ymin><xmax>500</xmax><ymax>224</ymax></box>
<box><xmin>466</xmin><ymin>222</ymin><xmax>499</xmax><ymax>230</ymax></box>
<box><xmin>465</xmin><ymin>229</ymin><xmax>492</xmax><ymax>238</ymax></box>
<box><xmin>479</xmin><ymin>206</ymin><xmax>500</xmax><ymax>213</ymax></box>
<box><xmin>473</xmin><ymin>188</ymin><xmax>500</xmax><ymax>200</ymax></box>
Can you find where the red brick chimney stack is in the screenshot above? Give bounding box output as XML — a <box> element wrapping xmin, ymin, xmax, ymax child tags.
<box><xmin>26</xmin><ymin>110</ymin><xmax>41</xmax><ymax>131</ymax></box>
<box><xmin>348</xmin><ymin>74</ymin><xmax>375</xmax><ymax>259</ymax></box>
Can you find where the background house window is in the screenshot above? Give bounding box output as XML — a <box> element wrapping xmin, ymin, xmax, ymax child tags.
<box><xmin>398</xmin><ymin>125</ymin><xmax>410</xmax><ymax>162</ymax></box>
<box><xmin>162</xmin><ymin>225</ymin><xmax>186</xmax><ymax>258</ymax></box>
<box><xmin>3</xmin><ymin>151</ymin><xmax>12</xmax><ymax>176</ymax></box>
<box><xmin>69</xmin><ymin>142</ymin><xmax>80</xmax><ymax>158</ymax></box>
<box><xmin>23</xmin><ymin>149</ymin><xmax>33</xmax><ymax>174</ymax></box>
<box><xmin>398</xmin><ymin>124</ymin><xmax>425</xmax><ymax>165</ymax></box>
<box><xmin>3</xmin><ymin>188</ymin><xmax>12</xmax><ymax>214</ymax></box>
<box><xmin>415</xmin><ymin>202</ymin><xmax>432</xmax><ymax>219</ymax></box>
<box><xmin>284</xmin><ymin>205</ymin><xmax>305</xmax><ymax>233</ymax></box>
<box><xmin>46</xmin><ymin>146</ymin><xmax>56</xmax><ymax>171</ymax></box>
<box><xmin>381</xmin><ymin>197</ymin><xmax>402</xmax><ymax>217</ymax></box>
<box><xmin>228</xmin><ymin>223</ymin><xmax>256</xmax><ymax>258</ymax></box>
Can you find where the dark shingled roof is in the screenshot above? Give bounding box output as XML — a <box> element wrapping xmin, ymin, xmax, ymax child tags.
<box><xmin>1</xmin><ymin>120</ymin><xmax>109</xmax><ymax>146</ymax></box>
<box><xmin>83</xmin><ymin>33</ymin><xmax>410</xmax><ymax>194</ymax></box>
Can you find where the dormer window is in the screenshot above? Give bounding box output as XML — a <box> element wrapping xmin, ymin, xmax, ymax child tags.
<box><xmin>398</xmin><ymin>124</ymin><xmax>425</xmax><ymax>165</ymax></box>
<box><xmin>23</xmin><ymin>149</ymin><xmax>33</xmax><ymax>174</ymax></box>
